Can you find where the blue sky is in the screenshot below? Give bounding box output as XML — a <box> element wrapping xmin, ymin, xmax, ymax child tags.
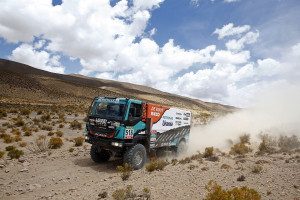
<box><xmin>0</xmin><ymin>0</ymin><xmax>299</xmax><ymax>107</ymax></box>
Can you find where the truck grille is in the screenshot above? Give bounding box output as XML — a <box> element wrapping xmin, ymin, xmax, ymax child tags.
<box><xmin>89</xmin><ymin>125</ymin><xmax>115</xmax><ymax>138</ymax></box>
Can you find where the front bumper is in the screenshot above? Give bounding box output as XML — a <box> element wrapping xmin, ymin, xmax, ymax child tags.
<box><xmin>85</xmin><ymin>134</ymin><xmax>134</xmax><ymax>152</ymax></box>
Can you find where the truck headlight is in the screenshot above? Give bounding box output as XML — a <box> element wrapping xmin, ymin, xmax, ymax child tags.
<box><xmin>85</xmin><ymin>136</ymin><xmax>89</xmax><ymax>140</ymax></box>
<box><xmin>112</xmin><ymin>122</ymin><xmax>120</xmax><ymax>127</ymax></box>
<box><xmin>111</xmin><ymin>142</ymin><xmax>123</xmax><ymax>147</ymax></box>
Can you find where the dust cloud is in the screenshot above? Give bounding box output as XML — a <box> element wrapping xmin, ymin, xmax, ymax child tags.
<box><xmin>188</xmin><ymin>82</ymin><xmax>300</xmax><ymax>153</ymax></box>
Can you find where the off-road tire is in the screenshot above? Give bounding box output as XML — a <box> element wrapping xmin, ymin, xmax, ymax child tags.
<box><xmin>90</xmin><ymin>145</ymin><xmax>111</xmax><ymax>163</ymax></box>
<box><xmin>176</xmin><ymin>140</ymin><xmax>187</xmax><ymax>156</ymax></box>
<box><xmin>124</xmin><ymin>144</ymin><xmax>147</xmax><ymax>170</ymax></box>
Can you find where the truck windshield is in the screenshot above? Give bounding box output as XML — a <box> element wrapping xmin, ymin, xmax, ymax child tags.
<box><xmin>90</xmin><ymin>102</ymin><xmax>125</xmax><ymax>120</ymax></box>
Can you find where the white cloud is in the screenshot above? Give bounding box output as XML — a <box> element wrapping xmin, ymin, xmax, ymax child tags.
<box><xmin>226</xmin><ymin>31</ymin><xmax>259</xmax><ymax>51</ymax></box>
<box><xmin>224</xmin><ymin>0</ymin><xmax>240</xmax><ymax>2</ymax></box>
<box><xmin>213</xmin><ymin>23</ymin><xmax>250</xmax><ymax>39</ymax></box>
<box><xmin>8</xmin><ymin>42</ymin><xmax>65</xmax><ymax>74</ymax></box>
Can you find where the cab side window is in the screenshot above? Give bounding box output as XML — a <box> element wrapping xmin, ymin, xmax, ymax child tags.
<box><xmin>128</xmin><ymin>103</ymin><xmax>142</xmax><ymax>120</ymax></box>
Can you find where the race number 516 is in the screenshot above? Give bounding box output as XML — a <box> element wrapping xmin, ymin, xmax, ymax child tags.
<box><xmin>125</xmin><ymin>126</ymin><xmax>134</xmax><ymax>139</ymax></box>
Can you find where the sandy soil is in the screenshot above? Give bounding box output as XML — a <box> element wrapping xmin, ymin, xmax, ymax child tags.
<box><xmin>0</xmin><ymin>112</ymin><xmax>300</xmax><ymax>200</ymax></box>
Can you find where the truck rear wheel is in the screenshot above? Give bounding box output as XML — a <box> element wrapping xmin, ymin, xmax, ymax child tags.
<box><xmin>124</xmin><ymin>144</ymin><xmax>146</xmax><ymax>170</ymax></box>
<box><xmin>90</xmin><ymin>145</ymin><xmax>111</xmax><ymax>163</ymax></box>
<box><xmin>176</xmin><ymin>140</ymin><xmax>187</xmax><ymax>156</ymax></box>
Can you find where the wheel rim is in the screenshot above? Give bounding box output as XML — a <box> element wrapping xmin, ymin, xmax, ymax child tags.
<box><xmin>133</xmin><ymin>150</ymin><xmax>143</xmax><ymax>166</ymax></box>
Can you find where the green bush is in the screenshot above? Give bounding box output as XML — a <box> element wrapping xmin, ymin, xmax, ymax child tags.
<box><xmin>205</xmin><ymin>180</ymin><xmax>261</xmax><ymax>200</ymax></box>
<box><xmin>74</xmin><ymin>137</ymin><xmax>84</xmax><ymax>146</ymax></box>
<box><xmin>48</xmin><ymin>137</ymin><xmax>63</xmax><ymax>149</ymax></box>
<box><xmin>0</xmin><ymin>151</ymin><xmax>4</xmax><ymax>158</ymax></box>
<box><xmin>5</xmin><ymin>145</ymin><xmax>15</xmax><ymax>151</ymax></box>
<box><xmin>145</xmin><ymin>159</ymin><xmax>168</xmax><ymax>172</ymax></box>
<box><xmin>116</xmin><ymin>163</ymin><xmax>134</xmax><ymax>181</ymax></box>
<box><xmin>8</xmin><ymin>149</ymin><xmax>24</xmax><ymax>159</ymax></box>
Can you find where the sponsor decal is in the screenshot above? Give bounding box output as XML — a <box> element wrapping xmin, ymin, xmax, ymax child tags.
<box><xmin>184</xmin><ymin>122</ymin><xmax>189</xmax><ymax>125</ymax></box>
<box><xmin>125</xmin><ymin>126</ymin><xmax>134</xmax><ymax>139</ymax></box>
<box><xmin>175</xmin><ymin>117</ymin><xmax>182</xmax><ymax>120</ymax></box>
<box><xmin>163</xmin><ymin>116</ymin><xmax>173</xmax><ymax>120</ymax></box>
<box><xmin>151</xmin><ymin>106</ymin><xmax>164</xmax><ymax>112</ymax></box>
<box><xmin>95</xmin><ymin>118</ymin><xmax>107</xmax><ymax>126</ymax></box>
<box><xmin>176</xmin><ymin>112</ymin><xmax>182</xmax><ymax>115</ymax></box>
<box><xmin>162</xmin><ymin>120</ymin><xmax>173</xmax><ymax>126</ymax></box>
<box><xmin>175</xmin><ymin>121</ymin><xmax>182</xmax><ymax>126</ymax></box>
<box><xmin>161</xmin><ymin>142</ymin><xmax>170</xmax><ymax>146</ymax></box>
<box><xmin>183</xmin><ymin>117</ymin><xmax>189</xmax><ymax>121</ymax></box>
<box><xmin>98</xmin><ymin>98</ymin><xmax>119</xmax><ymax>103</ymax></box>
<box><xmin>150</xmin><ymin>130</ymin><xmax>157</xmax><ymax>142</ymax></box>
<box><xmin>138</xmin><ymin>131</ymin><xmax>146</xmax><ymax>135</ymax></box>
<box><xmin>151</xmin><ymin>112</ymin><xmax>160</xmax><ymax>116</ymax></box>
<box><xmin>184</xmin><ymin>113</ymin><xmax>191</xmax><ymax>117</ymax></box>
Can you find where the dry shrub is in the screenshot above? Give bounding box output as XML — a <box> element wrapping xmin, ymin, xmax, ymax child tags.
<box><xmin>15</xmin><ymin>119</ymin><xmax>25</xmax><ymax>127</ymax></box>
<box><xmin>69</xmin><ymin>148</ymin><xmax>74</xmax><ymax>152</ymax></box>
<box><xmin>40</xmin><ymin>114</ymin><xmax>51</xmax><ymax>122</ymax></box>
<box><xmin>55</xmin><ymin>131</ymin><xmax>64</xmax><ymax>137</ymax></box>
<box><xmin>9</xmin><ymin>108</ymin><xmax>18</xmax><ymax>114</ymax></box>
<box><xmin>74</xmin><ymin>137</ymin><xmax>84</xmax><ymax>146</ymax></box>
<box><xmin>69</xmin><ymin>120</ymin><xmax>82</xmax><ymax>130</ymax></box>
<box><xmin>252</xmin><ymin>165</ymin><xmax>263</xmax><ymax>174</ymax></box>
<box><xmin>20</xmin><ymin>108</ymin><xmax>31</xmax><ymax>115</ymax></box>
<box><xmin>48</xmin><ymin>131</ymin><xmax>54</xmax><ymax>136</ymax></box>
<box><xmin>205</xmin><ymin>180</ymin><xmax>261</xmax><ymax>200</ymax></box>
<box><xmin>8</xmin><ymin>149</ymin><xmax>24</xmax><ymax>159</ymax></box>
<box><xmin>230</xmin><ymin>143</ymin><xmax>250</xmax><ymax>155</ymax></box>
<box><xmin>201</xmin><ymin>167</ymin><xmax>209</xmax><ymax>171</ymax></box>
<box><xmin>14</xmin><ymin>135</ymin><xmax>22</xmax><ymax>142</ymax></box>
<box><xmin>278</xmin><ymin>135</ymin><xmax>300</xmax><ymax>152</ymax></box>
<box><xmin>42</xmin><ymin>125</ymin><xmax>53</xmax><ymax>131</ymax></box>
<box><xmin>19</xmin><ymin>142</ymin><xmax>27</xmax><ymax>147</ymax></box>
<box><xmin>171</xmin><ymin>158</ymin><xmax>178</xmax><ymax>165</ymax></box>
<box><xmin>112</xmin><ymin>185</ymin><xmax>136</xmax><ymax>200</ymax></box>
<box><xmin>2</xmin><ymin>122</ymin><xmax>10</xmax><ymax>127</ymax></box>
<box><xmin>239</xmin><ymin>134</ymin><xmax>250</xmax><ymax>144</ymax></box>
<box><xmin>11</xmin><ymin>128</ymin><xmax>21</xmax><ymax>135</ymax></box>
<box><xmin>24</xmin><ymin>130</ymin><xmax>32</xmax><ymax>136</ymax></box>
<box><xmin>179</xmin><ymin>157</ymin><xmax>192</xmax><ymax>164</ymax></box>
<box><xmin>237</xmin><ymin>175</ymin><xmax>245</xmax><ymax>182</ymax></box>
<box><xmin>48</xmin><ymin>137</ymin><xmax>63</xmax><ymax>149</ymax></box>
<box><xmin>83</xmin><ymin>116</ymin><xmax>88</xmax><ymax>122</ymax></box>
<box><xmin>203</xmin><ymin>147</ymin><xmax>214</xmax><ymax>158</ymax></box>
<box><xmin>58</xmin><ymin>124</ymin><xmax>64</xmax><ymax>128</ymax></box>
<box><xmin>3</xmin><ymin>134</ymin><xmax>14</xmax><ymax>143</ymax></box>
<box><xmin>0</xmin><ymin>108</ymin><xmax>7</xmax><ymax>118</ymax></box>
<box><xmin>146</xmin><ymin>159</ymin><xmax>168</xmax><ymax>172</ymax></box>
<box><xmin>116</xmin><ymin>163</ymin><xmax>134</xmax><ymax>181</ymax></box>
<box><xmin>0</xmin><ymin>151</ymin><xmax>4</xmax><ymax>158</ymax></box>
<box><xmin>220</xmin><ymin>164</ymin><xmax>231</xmax><ymax>170</ymax></box>
<box><xmin>27</xmin><ymin>135</ymin><xmax>49</xmax><ymax>153</ymax></box>
<box><xmin>258</xmin><ymin>133</ymin><xmax>277</xmax><ymax>153</ymax></box>
<box><xmin>37</xmin><ymin>110</ymin><xmax>43</xmax><ymax>115</ymax></box>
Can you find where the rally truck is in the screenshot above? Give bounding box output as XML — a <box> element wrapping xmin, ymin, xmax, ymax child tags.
<box><xmin>85</xmin><ymin>96</ymin><xmax>191</xmax><ymax>170</ymax></box>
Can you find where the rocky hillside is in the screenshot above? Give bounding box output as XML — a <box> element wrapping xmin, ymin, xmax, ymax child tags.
<box><xmin>0</xmin><ymin>59</ymin><xmax>236</xmax><ymax>121</ymax></box>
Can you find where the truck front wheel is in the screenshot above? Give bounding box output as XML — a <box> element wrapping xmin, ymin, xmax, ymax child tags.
<box><xmin>124</xmin><ymin>144</ymin><xmax>146</xmax><ymax>170</ymax></box>
<box><xmin>90</xmin><ymin>145</ymin><xmax>111</xmax><ymax>163</ymax></box>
